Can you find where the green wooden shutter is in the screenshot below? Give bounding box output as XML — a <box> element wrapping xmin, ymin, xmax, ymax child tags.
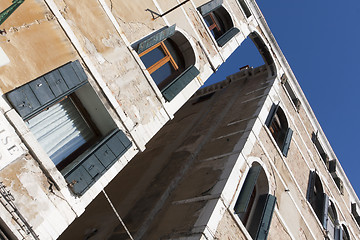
<box><xmin>255</xmin><ymin>194</ymin><xmax>276</xmax><ymax>240</ymax></box>
<box><xmin>7</xmin><ymin>60</ymin><xmax>88</xmax><ymax>120</ymax></box>
<box><xmin>137</xmin><ymin>25</ymin><xmax>176</xmax><ymax>54</ymax></box>
<box><xmin>306</xmin><ymin>171</ymin><xmax>316</xmax><ymax>201</ymax></box>
<box><xmin>198</xmin><ymin>0</ymin><xmax>223</xmax><ymax>16</ymax></box>
<box><xmin>234</xmin><ymin>165</ymin><xmax>261</xmax><ymax>214</ymax></box>
<box><xmin>265</xmin><ymin>103</ymin><xmax>279</xmax><ymax>127</ymax></box>
<box><xmin>161</xmin><ymin>65</ymin><xmax>200</xmax><ymax>102</ymax></box>
<box><xmin>321</xmin><ymin>193</ymin><xmax>329</xmax><ymax>229</ymax></box>
<box><xmin>64</xmin><ymin>129</ymin><xmax>132</xmax><ymax>195</ymax></box>
<box><xmin>216</xmin><ymin>27</ymin><xmax>240</xmax><ymax>47</ymax></box>
<box><xmin>282</xmin><ymin>128</ymin><xmax>293</xmax><ymax>157</ymax></box>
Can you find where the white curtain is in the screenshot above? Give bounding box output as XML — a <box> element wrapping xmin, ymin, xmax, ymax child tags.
<box><xmin>27</xmin><ymin>98</ymin><xmax>95</xmax><ymax>166</ymax></box>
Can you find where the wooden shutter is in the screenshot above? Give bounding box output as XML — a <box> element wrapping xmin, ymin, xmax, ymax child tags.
<box><xmin>137</xmin><ymin>25</ymin><xmax>176</xmax><ymax>54</ymax></box>
<box><xmin>64</xmin><ymin>129</ymin><xmax>132</xmax><ymax>195</ymax></box>
<box><xmin>265</xmin><ymin>103</ymin><xmax>279</xmax><ymax>127</ymax></box>
<box><xmin>7</xmin><ymin>60</ymin><xmax>88</xmax><ymax>120</ymax></box>
<box><xmin>256</xmin><ymin>194</ymin><xmax>276</xmax><ymax>240</ymax></box>
<box><xmin>334</xmin><ymin>226</ymin><xmax>343</xmax><ymax>240</ymax></box>
<box><xmin>282</xmin><ymin>128</ymin><xmax>293</xmax><ymax>157</ymax></box>
<box><xmin>161</xmin><ymin>65</ymin><xmax>200</xmax><ymax>102</ymax></box>
<box><xmin>306</xmin><ymin>171</ymin><xmax>316</xmax><ymax>201</ymax></box>
<box><xmin>248</xmin><ymin>194</ymin><xmax>276</xmax><ymax>240</ymax></box>
<box><xmin>234</xmin><ymin>165</ymin><xmax>261</xmax><ymax>214</ymax></box>
<box><xmin>216</xmin><ymin>27</ymin><xmax>240</xmax><ymax>47</ymax></box>
<box><xmin>321</xmin><ymin>193</ymin><xmax>329</xmax><ymax>229</ymax></box>
<box><xmin>198</xmin><ymin>0</ymin><xmax>223</xmax><ymax>16</ymax></box>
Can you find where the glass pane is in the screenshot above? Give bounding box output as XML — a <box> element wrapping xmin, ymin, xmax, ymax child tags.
<box><xmin>140</xmin><ymin>46</ymin><xmax>166</xmax><ymax>68</ymax></box>
<box><xmin>151</xmin><ymin>62</ymin><xmax>174</xmax><ymax>86</ymax></box>
<box><xmin>27</xmin><ymin>98</ymin><xmax>95</xmax><ymax>165</ymax></box>
<box><xmin>204</xmin><ymin>14</ymin><xmax>214</xmax><ymax>28</ymax></box>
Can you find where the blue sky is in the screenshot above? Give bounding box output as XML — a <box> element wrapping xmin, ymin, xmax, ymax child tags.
<box><xmin>204</xmin><ymin>1</ymin><xmax>360</xmax><ymax>197</ymax></box>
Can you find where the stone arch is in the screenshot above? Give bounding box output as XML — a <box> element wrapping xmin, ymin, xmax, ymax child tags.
<box><xmin>249</xmin><ymin>31</ymin><xmax>277</xmax><ymax>77</ymax></box>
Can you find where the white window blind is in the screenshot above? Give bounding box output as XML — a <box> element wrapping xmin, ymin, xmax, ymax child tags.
<box><xmin>27</xmin><ymin>97</ymin><xmax>95</xmax><ymax>165</ymax></box>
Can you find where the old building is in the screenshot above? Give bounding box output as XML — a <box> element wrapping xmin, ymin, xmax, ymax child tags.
<box><xmin>0</xmin><ymin>0</ymin><xmax>359</xmax><ymax>239</ymax></box>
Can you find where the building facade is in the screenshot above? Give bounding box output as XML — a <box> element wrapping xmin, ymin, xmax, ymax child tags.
<box><xmin>0</xmin><ymin>0</ymin><xmax>359</xmax><ymax>239</ymax></box>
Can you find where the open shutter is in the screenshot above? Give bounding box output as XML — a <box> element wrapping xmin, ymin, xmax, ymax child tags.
<box><xmin>234</xmin><ymin>165</ymin><xmax>261</xmax><ymax>214</ymax></box>
<box><xmin>137</xmin><ymin>25</ymin><xmax>176</xmax><ymax>54</ymax></box>
<box><xmin>248</xmin><ymin>194</ymin><xmax>276</xmax><ymax>240</ymax></box>
<box><xmin>161</xmin><ymin>65</ymin><xmax>200</xmax><ymax>101</ymax></box>
<box><xmin>7</xmin><ymin>60</ymin><xmax>88</xmax><ymax>120</ymax></box>
<box><xmin>334</xmin><ymin>226</ymin><xmax>343</xmax><ymax>240</ymax></box>
<box><xmin>265</xmin><ymin>103</ymin><xmax>279</xmax><ymax>127</ymax></box>
<box><xmin>321</xmin><ymin>193</ymin><xmax>329</xmax><ymax>229</ymax></box>
<box><xmin>306</xmin><ymin>171</ymin><xmax>316</xmax><ymax>201</ymax></box>
<box><xmin>64</xmin><ymin>129</ymin><xmax>132</xmax><ymax>195</ymax></box>
<box><xmin>282</xmin><ymin>128</ymin><xmax>293</xmax><ymax>157</ymax></box>
<box><xmin>198</xmin><ymin>0</ymin><xmax>223</xmax><ymax>16</ymax></box>
<box><xmin>216</xmin><ymin>27</ymin><xmax>240</xmax><ymax>47</ymax></box>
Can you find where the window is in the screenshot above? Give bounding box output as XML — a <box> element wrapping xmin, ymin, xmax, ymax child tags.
<box><xmin>238</xmin><ymin>0</ymin><xmax>252</xmax><ymax>18</ymax></box>
<box><xmin>198</xmin><ymin>0</ymin><xmax>240</xmax><ymax>47</ymax></box>
<box><xmin>312</xmin><ymin>131</ymin><xmax>329</xmax><ymax>166</ymax></box>
<box><xmin>234</xmin><ymin>164</ymin><xmax>276</xmax><ymax>240</ymax></box>
<box><xmin>327</xmin><ymin>200</ymin><xmax>338</xmax><ymax>239</ymax></box>
<box><xmin>6</xmin><ymin>61</ymin><xmax>132</xmax><ymax>195</ymax></box>
<box><xmin>340</xmin><ymin>224</ymin><xmax>351</xmax><ymax>240</ymax></box>
<box><xmin>136</xmin><ymin>25</ymin><xmax>199</xmax><ymax>101</ymax></box>
<box><xmin>307</xmin><ymin>171</ymin><xmax>331</xmax><ymax>231</ymax></box>
<box><xmin>265</xmin><ymin>104</ymin><xmax>293</xmax><ymax>157</ymax></box>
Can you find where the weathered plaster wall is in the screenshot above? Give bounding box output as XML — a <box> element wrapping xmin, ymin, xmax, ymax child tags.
<box><xmin>0</xmin><ymin>0</ymin><xmax>76</xmax><ymax>93</ymax></box>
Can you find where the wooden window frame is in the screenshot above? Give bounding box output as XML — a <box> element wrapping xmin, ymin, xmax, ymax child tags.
<box><xmin>138</xmin><ymin>41</ymin><xmax>179</xmax><ymax>74</ymax></box>
<box><xmin>207</xmin><ymin>12</ymin><xmax>221</xmax><ymax>32</ymax></box>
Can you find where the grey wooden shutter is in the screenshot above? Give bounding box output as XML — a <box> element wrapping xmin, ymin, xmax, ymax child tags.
<box><xmin>282</xmin><ymin>128</ymin><xmax>293</xmax><ymax>157</ymax></box>
<box><xmin>198</xmin><ymin>0</ymin><xmax>223</xmax><ymax>16</ymax></box>
<box><xmin>216</xmin><ymin>27</ymin><xmax>240</xmax><ymax>47</ymax></box>
<box><xmin>265</xmin><ymin>103</ymin><xmax>279</xmax><ymax>127</ymax></box>
<box><xmin>306</xmin><ymin>171</ymin><xmax>316</xmax><ymax>201</ymax></box>
<box><xmin>334</xmin><ymin>226</ymin><xmax>343</xmax><ymax>240</ymax></box>
<box><xmin>248</xmin><ymin>194</ymin><xmax>276</xmax><ymax>240</ymax></box>
<box><xmin>255</xmin><ymin>194</ymin><xmax>276</xmax><ymax>240</ymax></box>
<box><xmin>321</xmin><ymin>193</ymin><xmax>329</xmax><ymax>229</ymax></box>
<box><xmin>137</xmin><ymin>25</ymin><xmax>176</xmax><ymax>54</ymax></box>
<box><xmin>7</xmin><ymin>60</ymin><xmax>88</xmax><ymax>120</ymax></box>
<box><xmin>234</xmin><ymin>165</ymin><xmax>261</xmax><ymax>214</ymax></box>
<box><xmin>64</xmin><ymin>129</ymin><xmax>132</xmax><ymax>195</ymax></box>
<box><xmin>161</xmin><ymin>65</ymin><xmax>200</xmax><ymax>101</ymax></box>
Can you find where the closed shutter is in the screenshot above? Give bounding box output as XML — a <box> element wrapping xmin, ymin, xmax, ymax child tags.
<box><xmin>7</xmin><ymin>60</ymin><xmax>88</xmax><ymax>120</ymax></box>
<box><xmin>321</xmin><ymin>193</ymin><xmax>329</xmax><ymax>229</ymax></box>
<box><xmin>216</xmin><ymin>27</ymin><xmax>240</xmax><ymax>47</ymax></box>
<box><xmin>64</xmin><ymin>129</ymin><xmax>132</xmax><ymax>195</ymax></box>
<box><xmin>161</xmin><ymin>65</ymin><xmax>200</xmax><ymax>101</ymax></box>
<box><xmin>248</xmin><ymin>194</ymin><xmax>276</xmax><ymax>240</ymax></box>
<box><xmin>306</xmin><ymin>171</ymin><xmax>316</xmax><ymax>201</ymax></box>
<box><xmin>198</xmin><ymin>0</ymin><xmax>223</xmax><ymax>16</ymax></box>
<box><xmin>234</xmin><ymin>165</ymin><xmax>261</xmax><ymax>214</ymax></box>
<box><xmin>137</xmin><ymin>25</ymin><xmax>176</xmax><ymax>54</ymax></box>
<box><xmin>265</xmin><ymin>103</ymin><xmax>279</xmax><ymax>127</ymax></box>
<box><xmin>282</xmin><ymin>128</ymin><xmax>293</xmax><ymax>157</ymax></box>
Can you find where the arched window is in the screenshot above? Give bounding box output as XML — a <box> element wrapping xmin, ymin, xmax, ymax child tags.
<box><xmin>265</xmin><ymin>104</ymin><xmax>293</xmax><ymax>156</ymax></box>
<box><xmin>341</xmin><ymin>224</ymin><xmax>351</xmax><ymax>240</ymax></box>
<box><xmin>307</xmin><ymin>171</ymin><xmax>335</xmax><ymax>233</ymax></box>
<box><xmin>234</xmin><ymin>164</ymin><xmax>276</xmax><ymax>240</ymax></box>
<box><xmin>327</xmin><ymin>200</ymin><xmax>338</xmax><ymax>239</ymax></box>
<box><xmin>198</xmin><ymin>0</ymin><xmax>240</xmax><ymax>47</ymax></box>
<box><xmin>249</xmin><ymin>32</ymin><xmax>276</xmax><ymax>76</ymax></box>
<box><xmin>137</xmin><ymin>25</ymin><xmax>199</xmax><ymax>101</ymax></box>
